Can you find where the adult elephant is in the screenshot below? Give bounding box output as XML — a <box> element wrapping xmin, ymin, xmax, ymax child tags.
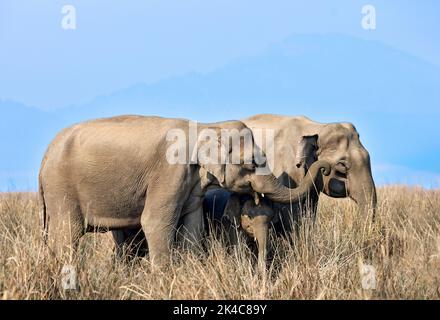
<box><xmin>206</xmin><ymin>114</ymin><xmax>376</xmax><ymax>235</ymax></box>
<box><xmin>38</xmin><ymin>115</ymin><xmax>331</xmax><ymax>265</ymax></box>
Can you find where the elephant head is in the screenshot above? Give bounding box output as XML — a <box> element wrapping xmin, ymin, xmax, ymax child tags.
<box><xmin>296</xmin><ymin>123</ymin><xmax>377</xmax><ymax>217</ymax></box>
<box><xmin>195</xmin><ymin>122</ymin><xmax>332</xmax><ymax>205</ymax></box>
<box><xmin>243</xmin><ymin>114</ymin><xmax>377</xmax><ymax>219</ymax></box>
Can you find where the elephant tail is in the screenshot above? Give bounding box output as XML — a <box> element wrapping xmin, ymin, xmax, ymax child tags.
<box><xmin>38</xmin><ymin>172</ymin><xmax>48</xmax><ymax>242</ymax></box>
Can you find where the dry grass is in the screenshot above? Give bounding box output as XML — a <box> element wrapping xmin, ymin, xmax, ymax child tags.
<box><xmin>0</xmin><ymin>186</ymin><xmax>439</xmax><ymax>299</ymax></box>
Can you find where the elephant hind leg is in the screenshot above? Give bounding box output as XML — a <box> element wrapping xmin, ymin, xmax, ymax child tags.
<box><xmin>46</xmin><ymin>199</ymin><xmax>85</xmax><ymax>261</ymax></box>
<box><xmin>112</xmin><ymin>230</ymin><xmax>127</xmax><ymax>259</ymax></box>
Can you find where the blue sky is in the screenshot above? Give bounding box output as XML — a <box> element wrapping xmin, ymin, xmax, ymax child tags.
<box><xmin>1</xmin><ymin>0</ymin><xmax>440</xmax><ymax>108</ymax></box>
<box><xmin>0</xmin><ymin>1</ymin><xmax>439</xmax><ymax>190</ymax></box>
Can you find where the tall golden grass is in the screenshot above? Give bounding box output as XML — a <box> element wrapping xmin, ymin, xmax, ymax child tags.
<box><xmin>0</xmin><ymin>186</ymin><xmax>439</xmax><ymax>299</ymax></box>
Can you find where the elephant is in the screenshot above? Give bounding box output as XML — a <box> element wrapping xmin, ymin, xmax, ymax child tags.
<box><xmin>222</xmin><ymin>114</ymin><xmax>377</xmax><ymax>235</ymax></box>
<box><xmin>38</xmin><ymin>115</ymin><xmax>331</xmax><ymax>265</ymax></box>
<box><xmin>238</xmin><ymin>195</ymin><xmax>274</xmax><ymax>267</ymax></box>
<box><xmin>208</xmin><ymin>190</ymin><xmax>277</xmax><ymax>267</ymax></box>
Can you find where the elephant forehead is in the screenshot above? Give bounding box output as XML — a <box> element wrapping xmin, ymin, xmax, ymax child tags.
<box><xmin>320</xmin><ymin>123</ymin><xmax>359</xmax><ymax>144</ymax></box>
<box><xmin>242</xmin><ymin>202</ymin><xmax>273</xmax><ymax>218</ymax></box>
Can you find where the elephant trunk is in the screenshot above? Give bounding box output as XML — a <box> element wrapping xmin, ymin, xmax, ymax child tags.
<box><xmin>250</xmin><ymin>160</ymin><xmax>331</xmax><ymax>204</ymax></box>
<box><xmin>251</xmin><ymin>216</ymin><xmax>269</xmax><ymax>269</ymax></box>
<box><xmin>348</xmin><ymin>162</ymin><xmax>377</xmax><ymax>220</ymax></box>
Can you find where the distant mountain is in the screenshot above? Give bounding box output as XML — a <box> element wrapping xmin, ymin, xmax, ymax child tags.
<box><xmin>1</xmin><ymin>34</ymin><xmax>440</xmax><ymax>190</ymax></box>
<box><xmin>76</xmin><ymin>34</ymin><xmax>440</xmax><ymax>117</ymax></box>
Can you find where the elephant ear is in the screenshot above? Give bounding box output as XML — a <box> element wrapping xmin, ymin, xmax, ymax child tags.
<box><xmin>295</xmin><ymin>134</ymin><xmax>318</xmax><ymax>170</ymax></box>
<box><xmin>196</xmin><ymin>128</ymin><xmax>230</xmax><ymax>184</ymax></box>
<box><xmin>223</xmin><ymin>194</ymin><xmax>241</xmax><ymax>225</ymax></box>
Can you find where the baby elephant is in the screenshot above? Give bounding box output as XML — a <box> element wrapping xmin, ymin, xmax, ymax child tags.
<box><xmin>205</xmin><ymin>191</ymin><xmax>276</xmax><ymax>267</ymax></box>
<box><xmin>237</xmin><ymin>195</ymin><xmax>276</xmax><ymax>267</ymax></box>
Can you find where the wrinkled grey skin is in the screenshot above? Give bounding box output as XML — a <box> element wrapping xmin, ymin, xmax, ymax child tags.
<box><xmin>38</xmin><ymin>115</ymin><xmax>331</xmax><ymax>265</ymax></box>
<box><xmin>205</xmin><ymin>160</ymin><xmax>331</xmax><ymax>267</ymax></box>
<box><xmin>242</xmin><ymin>114</ymin><xmax>377</xmax><ymax>232</ymax></box>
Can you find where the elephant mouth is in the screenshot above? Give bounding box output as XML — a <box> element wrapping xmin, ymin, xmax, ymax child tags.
<box><xmin>230</xmin><ymin>182</ymin><xmax>254</xmax><ymax>195</ymax></box>
<box><xmin>327</xmin><ymin>177</ymin><xmax>348</xmax><ymax>198</ymax></box>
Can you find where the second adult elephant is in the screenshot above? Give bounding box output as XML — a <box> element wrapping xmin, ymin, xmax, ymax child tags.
<box><xmin>237</xmin><ymin>114</ymin><xmax>377</xmax><ymax>235</ymax></box>
<box><xmin>39</xmin><ymin>115</ymin><xmax>331</xmax><ymax>265</ymax></box>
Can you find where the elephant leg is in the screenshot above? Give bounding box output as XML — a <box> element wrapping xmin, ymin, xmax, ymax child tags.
<box><xmin>274</xmin><ymin>206</ymin><xmax>294</xmax><ymax>235</ymax></box>
<box><xmin>112</xmin><ymin>228</ymin><xmax>147</xmax><ymax>260</ymax></box>
<box><xmin>130</xmin><ymin>229</ymin><xmax>148</xmax><ymax>257</ymax></box>
<box><xmin>226</xmin><ymin>221</ymin><xmax>240</xmax><ymax>247</ymax></box>
<box><xmin>46</xmin><ymin>199</ymin><xmax>84</xmax><ymax>261</ymax></box>
<box><xmin>140</xmin><ymin>193</ymin><xmax>181</xmax><ymax>267</ymax></box>
<box><xmin>112</xmin><ymin>230</ymin><xmax>126</xmax><ymax>259</ymax></box>
<box><xmin>125</xmin><ymin>228</ymin><xmax>147</xmax><ymax>257</ymax></box>
<box><xmin>176</xmin><ymin>206</ymin><xmax>204</xmax><ymax>250</ymax></box>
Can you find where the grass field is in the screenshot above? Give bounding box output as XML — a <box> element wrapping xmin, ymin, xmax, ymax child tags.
<box><xmin>0</xmin><ymin>186</ymin><xmax>439</xmax><ymax>299</ymax></box>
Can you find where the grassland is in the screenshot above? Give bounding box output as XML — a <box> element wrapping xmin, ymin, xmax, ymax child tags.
<box><xmin>0</xmin><ymin>186</ymin><xmax>439</xmax><ymax>299</ymax></box>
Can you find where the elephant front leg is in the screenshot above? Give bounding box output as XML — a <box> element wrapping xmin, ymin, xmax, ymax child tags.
<box><xmin>140</xmin><ymin>191</ymin><xmax>183</xmax><ymax>267</ymax></box>
<box><xmin>141</xmin><ymin>213</ymin><xmax>178</xmax><ymax>267</ymax></box>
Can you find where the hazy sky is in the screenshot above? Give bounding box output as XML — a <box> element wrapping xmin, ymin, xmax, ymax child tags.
<box><xmin>1</xmin><ymin>0</ymin><xmax>439</xmax><ymax>109</ymax></box>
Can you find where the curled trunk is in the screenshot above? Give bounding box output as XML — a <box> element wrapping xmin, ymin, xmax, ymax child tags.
<box><xmin>251</xmin><ymin>160</ymin><xmax>331</xmax><ymax>204</ymax></box>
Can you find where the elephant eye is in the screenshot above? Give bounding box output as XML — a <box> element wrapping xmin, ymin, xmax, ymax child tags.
<box><xmin>335</xmin><ymin>161</ymin><xmax>348</xmax><ymax>174</ymax></box>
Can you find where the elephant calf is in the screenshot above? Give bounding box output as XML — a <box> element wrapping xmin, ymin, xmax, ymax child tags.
<box><xmin>204</xmin><ymin>190</ymin><xmax>274</xmax><ymax>266</ymax></box>
<box><xmin>227</xmin><ymin>194</ymin><xmax>275</xmax><ymax>267</ymax></box>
